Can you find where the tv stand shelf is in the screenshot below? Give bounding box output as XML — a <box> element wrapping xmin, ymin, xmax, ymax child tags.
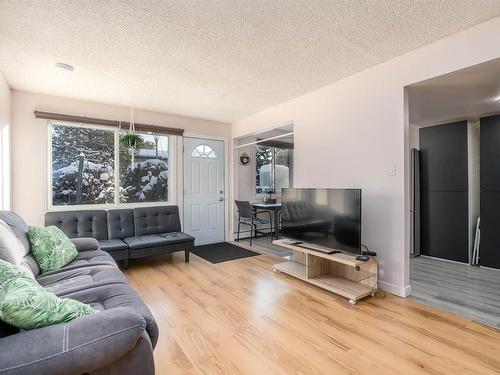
<box><xmin>272</xmin><ymin>239</ymin><xmax>378</xmax><ymax>304</ymax></box>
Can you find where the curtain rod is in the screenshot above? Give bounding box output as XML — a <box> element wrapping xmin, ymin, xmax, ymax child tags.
<box><xmin>34</xmin><ymin>110</ymin><xmax>184</xmax><ymax>136</ymax></box>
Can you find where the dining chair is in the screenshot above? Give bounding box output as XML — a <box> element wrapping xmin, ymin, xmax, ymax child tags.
<box><xmin>235</xmin><ymin>200</ymin><xmax>272</xmax><ymax>246</ymax></box>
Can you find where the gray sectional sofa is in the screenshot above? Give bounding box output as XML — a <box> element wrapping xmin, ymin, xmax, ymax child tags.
<box><xmin>45</xmin><ymin>205</ymin><xmax>194</xmax><ymax>267</ymax></box>
<box><xmin>0</xmin><ymin>210</ymin><xmax>158</xmax><ymax>375</ymax></box>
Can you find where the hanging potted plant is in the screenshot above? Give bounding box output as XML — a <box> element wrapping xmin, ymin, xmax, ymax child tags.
<box><xmin>121</xmin><ymin>132</ymin><xmax>143</xmax><ymax>149</ymax></box>
<box><xmin>119</xmin><ymin>104</ymin><xmax>143</xmax><ymax>169</ymax></box>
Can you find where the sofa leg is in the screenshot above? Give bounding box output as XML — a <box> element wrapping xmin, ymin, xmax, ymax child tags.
<box><xmin>185</xmin><ymin>250</ymin><xmax>190</xmax><ymax>263</ymax></box>
<box><xmin>121</xmin><ymin>259</ymin><xmax>129</xmax><ymax>269</ymax></box>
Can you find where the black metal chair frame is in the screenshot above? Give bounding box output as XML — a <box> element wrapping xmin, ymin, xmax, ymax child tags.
<box><xmin>235</xmin><ymin>201</ymin><xmax>273</xmax><ymax>246</ymax></box>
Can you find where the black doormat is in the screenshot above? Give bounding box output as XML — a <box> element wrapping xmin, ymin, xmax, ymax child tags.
<box><xmin>191</xmin><ymin>242</ymin><xmax>260</xmax><ymax>264</ymax></box>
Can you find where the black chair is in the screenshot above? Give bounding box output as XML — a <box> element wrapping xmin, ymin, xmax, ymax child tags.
<box><xmin>235</xmin><ymin>200</ymin><xmax>273</xmax><ymax>246</ymax></box>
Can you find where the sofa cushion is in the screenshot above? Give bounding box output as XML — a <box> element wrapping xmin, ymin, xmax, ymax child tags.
<box><xmin>0</xmin><ymin>219</ymin><xmax>26</xmax><ymax>265</ymax></box>
<box><xmin>0</xmin><ymin>220</ymin><xmax>35</xmax><ymax>277</ymax></box>
<box><xmin>124</xmin><ymin>232</ymin><xmax>194</xmax><ymax>250</ymax></box>
<box><xmin>62</xmin><ymin>283</ymin><xmax>159</xmax><ymax>348</ymax></box>
<box><xmin>38</xmin><ymin>250</ymin><xmax>117</xmax><ymax>278</ymax></box>
<box><xmin>133</xmin><ymin>206</ymin><xmax>181</xmax><ymax>236</ymax></box>
<box><xmin>21</xmin><ymin>253</ymin><xmax>41</xmax><ymax>276</ymax></box>
<box><xmin>0</xmin><ymin>260</ymin><xmax>96</xmax><ymax>330</ymax></box>
<box><xmin>0</xmin><ymin>211</ymin><xmax>31</xmax><ymax>255</ymax></box>
<box><xmin>0</xmin><ymin>211</ymin><xmax>40</xmax><ymax>275</ymax></box>
<box><xmin>74</xmin><ymin>249</ymin><xmax>116</xmax><ymax>264</ymax></box>
<box><xmin>28</xmin><ymin>226</ymin><xmax>78</xmax><ymax>273</ymax></box>
<box><xmin>45</xmin><ymin>210</ymin><xmax>108</xmax><ymax>240</ymax></box>
<box><xmin>37</xmin><ymin>265</ymin><xmax>128</xmax><ymax>295</ymax></box>
<box><xmin>66</xmin><ymin>249</ymin><xmax>117</xmax><ymax>269</ymax></box>
<box><xmin>98</xmin><ymin>240</ymin><xmax>129</xmax><ymax>261</ymax></box>
<box><xmin>107</xmin><ymin>209</ymin><xmax>135</xmax><ymax>239</ymax></box>
<box><xmin>71</xmin><ymin>237</ymin><xmax>99</xmax><ymax>252</ymax></box>
<box><xmin>99</xmin><ymin>239</ymin><xmax>129</xmax><ymax>252</ymax></box>
<box><xmin>0</xmin><ymin>307</ymin><xmax>149</xmax><ymax>375</ymax></box>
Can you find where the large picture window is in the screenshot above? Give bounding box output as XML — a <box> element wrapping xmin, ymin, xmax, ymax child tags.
<box><xmin>50</xmin><ymin>122</ymin><xmax>170</xmax><ymax>207</ymax></box>
<box><xmin>255</xmin><ymin>145</ymin><xmax>293</xmax><ymax>195</ymax></box>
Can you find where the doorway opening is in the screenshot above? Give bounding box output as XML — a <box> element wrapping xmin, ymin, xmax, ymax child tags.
<box><xmin>407</xmin><ymin>57</ymin><xmax>500</xmax><ymax>328</ymax></box>
<box><xmin>233</xmin><ymin>122</ymin><xmax>294</xmax><ymax>258</ymax></box>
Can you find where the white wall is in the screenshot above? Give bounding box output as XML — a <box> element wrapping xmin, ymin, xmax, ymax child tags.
<box><xmin>409</xmin><ymin>124</ymin><xmax>420</xmax><ymax>150</ymax></box>
<box><xmin>236</xmin><ymin>145</ymin><xmax>256</xmax><ymax>201</ymax></box>
<box><xmin>0</xmin><ymin>73</ymin><xmax>11</xmax><ymax>210</ymax></box>
<box><xmin>232</xmin><ymin>17</ymin><xmax>500</xmax><ymax>297</ymax></box>
<box><xmin>11</xmin><ymin>90</ymin><xmax>231</xmax><ymax>226</ymax></box>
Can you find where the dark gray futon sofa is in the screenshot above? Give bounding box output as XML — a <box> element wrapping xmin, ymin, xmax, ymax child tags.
<box><xmin>45</xmin><ymin>205</ymin><xmax>194</xmax><ymax>266</ymax></box>
<box><xmin>0</xmin><ymin>211</ymin><xmax>158</xmax><ymax>375</ymax></box>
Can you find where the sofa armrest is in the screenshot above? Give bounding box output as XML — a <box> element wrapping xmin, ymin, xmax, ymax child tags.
<box><xmin>70</xmin><ymin>237</ymin><xmax>99</xmax><ymax>252</ymax></box>
<box><xmin>0</xmin><ymin>307</ymin><xmax>147</xmax><ymax>375</ymax></box>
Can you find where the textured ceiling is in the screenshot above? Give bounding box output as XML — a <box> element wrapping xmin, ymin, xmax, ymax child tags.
<box><xmin>1</xmin><ymin>1</ymin><xmax>500</xmax><ymax>123</ymax></box>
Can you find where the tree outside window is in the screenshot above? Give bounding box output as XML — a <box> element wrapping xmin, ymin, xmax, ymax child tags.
<box><xmin>51</xmin><ymin>125</ymin><xmax>115</xmax><ymax>205</ymax></box>
<box><xmin>50</xmin><ymin>123</ymin><xmax>169</xmax><ymax>206</ymax></box>
<box><xmin>255</xmin><ymin>145</ymin><xmax>292</xmax><ymax>195</ymax></box>
<box><xmin>118</xmin><ymin>132</ymin><xmax>169</xmax><ymax>203</ymax></box>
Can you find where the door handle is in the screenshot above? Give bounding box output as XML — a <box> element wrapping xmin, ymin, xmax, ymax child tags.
<box><xmin>219</xmin><ymin>197</ymin><xmax>224</xmax><ymax>201</ymax></box>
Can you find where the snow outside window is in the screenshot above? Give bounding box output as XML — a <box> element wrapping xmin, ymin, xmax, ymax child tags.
<box><xmin>118</xmin><ymin>131</ymin><xmax>169</xmax><ymax>203</ymax></box>
<box><xmin>255</xmin><ymin>145</ymin><xmax>292</xmax><ymax>195</ymax></box>
<box><xmin>50</xmin><ymin>123</ymin><xmax>169</xmax><ymax>206</ymax></box>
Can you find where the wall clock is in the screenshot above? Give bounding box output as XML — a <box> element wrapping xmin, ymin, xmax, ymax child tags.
<box><xmin>239</xmin><ymin>153</ymin><xmax>251</xmax><ymax>166</ymax></box>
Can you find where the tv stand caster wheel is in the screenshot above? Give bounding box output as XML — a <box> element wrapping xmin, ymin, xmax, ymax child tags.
<box><xmin>273</xmin><ymin>268</ymin><xmax>278</xmax><ymax>273</ymax></box>
<box><xmin>349</xmin><ymin>299</ymin><xmax>357</xmax><ymax>305</ymax></box>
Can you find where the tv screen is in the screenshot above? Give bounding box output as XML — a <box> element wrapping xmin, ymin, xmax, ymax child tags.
<box><xmin>281</xmin><ymin>188</ymin><xmax>362</xmax><ymax>254</ymax></box>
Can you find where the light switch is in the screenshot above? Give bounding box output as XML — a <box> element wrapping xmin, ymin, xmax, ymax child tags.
<box><xmin>388</xmin><ymin>163</ymin><xmax>397</xmax><ymax>176</ymax></box>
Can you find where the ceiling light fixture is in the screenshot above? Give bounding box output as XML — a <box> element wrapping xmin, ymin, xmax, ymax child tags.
<box><xmin>55</xmin><ymin>62</ymin><xmax>75</xmax><ymax>73</ymax></box>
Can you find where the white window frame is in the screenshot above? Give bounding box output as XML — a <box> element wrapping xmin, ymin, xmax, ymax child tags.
<box><xmin>46</xmin><ymin>120</ymin><xmax>175</xmax><ymax>211</ymax></box>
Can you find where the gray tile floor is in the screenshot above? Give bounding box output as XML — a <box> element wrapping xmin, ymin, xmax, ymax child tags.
<box><xmin>410</xmin><ymin>256</ymin><xmax>500</xmax><ymax>328</ymax></box>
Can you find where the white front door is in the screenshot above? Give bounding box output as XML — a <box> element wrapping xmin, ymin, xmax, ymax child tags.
<box><xmin>183</xmin><ymin>137</ymin><xmax>225</xmax><ymax>245</ymax></box>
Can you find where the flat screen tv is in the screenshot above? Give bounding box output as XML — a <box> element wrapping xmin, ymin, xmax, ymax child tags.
<box><xmin>280</xmin><ymin>188</ymin><xmax>362</xmax><ymax>254</ymax></box>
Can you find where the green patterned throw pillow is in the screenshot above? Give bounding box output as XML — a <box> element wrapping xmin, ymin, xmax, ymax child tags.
<box><xmin>0</xmin><ymin>259</ymin><xmax>96</xmax><ymax>329</ymax></box>
<box><xmin>27</xmin><ymin>226</ymin><xmax>78</xmax><ymax>273</ymax></box>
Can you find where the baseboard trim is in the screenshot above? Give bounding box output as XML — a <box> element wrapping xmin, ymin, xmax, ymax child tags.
<box><xmin>378</xmin><ymin>281</ymin><xmax>412</xmax><ymax>298</ymax></box>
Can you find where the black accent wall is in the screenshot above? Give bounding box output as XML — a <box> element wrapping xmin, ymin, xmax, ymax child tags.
<box><xmin>419</xmin><ymin>121</ymin><xmax>469</xmax><ymax>263</ymax></box>
<box><xmin>480</xmin><ymin>114</ymin><xmax>500</xmax><ymax>269</ymax></box>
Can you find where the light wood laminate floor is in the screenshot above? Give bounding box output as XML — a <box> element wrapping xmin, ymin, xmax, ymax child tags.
<box><xmin>126</xmin><ymin>252</ymin><xmax>500</xmax><ymax>375</ymax></box>
<box><xmin>236</xmin><ymin>236</ymin><xmax>292</xmax><ymax>258</ymax></box>
<box><xmin>411</xmin><ymin>255</ymin><xmax>500</xmax><ymax>328</ymax></box>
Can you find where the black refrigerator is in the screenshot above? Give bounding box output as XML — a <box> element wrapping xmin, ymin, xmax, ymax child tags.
<box><xmin>480</xmin><ymin>114</ymin><xmax>500</xmax><ymax>269</ymax></box>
